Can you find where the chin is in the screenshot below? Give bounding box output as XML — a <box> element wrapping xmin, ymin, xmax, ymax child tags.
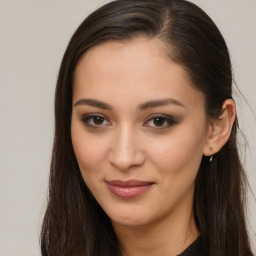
<box><xmin>103</xmin><ymin>205</ymin><xmax>156</xmax><ymax>228</ymax></box>
<box><xmin>111</xmin><ymin>215</ymin><xmax>150</xmax><ymax>227</ymax></box>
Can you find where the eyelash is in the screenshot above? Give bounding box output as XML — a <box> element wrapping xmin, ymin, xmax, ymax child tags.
<box><xmin>81</xmin><ymin>113</ymin><xmax>178</xmax><ymax>130</ymax></box>
<box><xmin>144</xmin><ymin>114</ymin><xmax>177</xmax><ymax>128</ymax></box>
<box><xmin>81</xmin><ymin>114</ymin><xmax>110</xmax><ymax>128</ymax></box>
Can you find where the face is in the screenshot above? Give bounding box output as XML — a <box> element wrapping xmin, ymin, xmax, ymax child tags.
<box><xmin>71</xmin><ymin>38</ymin><xmax>210</xmax><ymax>228</ymax></box>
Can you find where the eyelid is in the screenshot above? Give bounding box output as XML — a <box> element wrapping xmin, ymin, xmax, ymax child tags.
<box><xmin>81</xmin><ymin>113</ymin><xmax>111</xmax><ymax>127</ymax></box>
<box><xmin>144</xmin><ymin>114</ymin><xmax>177</xmax><ymax>128</ymax></box>
<box><xmin>80</xmin><ymin>113</ymin><xmax>178</xmax><ymax>129</ymax></box>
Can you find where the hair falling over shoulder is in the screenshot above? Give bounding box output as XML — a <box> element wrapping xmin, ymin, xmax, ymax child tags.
<box><xmin>40</xmin><ymin>0</ymin><xmax>254</xmax><ymax>255</ymax></box>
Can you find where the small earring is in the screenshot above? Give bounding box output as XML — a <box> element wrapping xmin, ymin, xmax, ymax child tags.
<box><xmin>209</xmin><ymin>147</ymin><xmax>215</xmax><ymax>162</ymax></box>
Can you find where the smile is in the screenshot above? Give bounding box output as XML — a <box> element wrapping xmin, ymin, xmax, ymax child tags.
<box><xmin>105</xmin><ymin>180</ymin><xmax>154</xmax><ymax>199</ymax></box>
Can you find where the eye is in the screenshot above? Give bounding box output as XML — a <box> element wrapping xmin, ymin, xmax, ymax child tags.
<box><xmin>81</xmin><ymin>114</ymin><xmax>110</xmax><ymax>127</ymax></box>
<box><xmin>144</xmin><ymin>114</ymin><xmax>177</xmax><ymax>129</ymax></box>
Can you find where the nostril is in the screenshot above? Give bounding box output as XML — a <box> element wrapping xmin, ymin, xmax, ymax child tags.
<box><xmin>109</xmin><ymin>149</ymin><xmax>145</xmax><ymax>170</ymax></box>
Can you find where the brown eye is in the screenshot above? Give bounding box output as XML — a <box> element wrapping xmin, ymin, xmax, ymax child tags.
<box><xmin>93</xmin><ymin>116</ymin><xmax>105</xmax><ymax>125</ymax></box>
<box><xmin>81</xmin><ymin>114</ymin><xmax>110</xmax><ymax>127</ymax></box>
<box><xmin>153</xmin><ymin>117</ymin><xmax>165</xmax><ymax>127</ymax></box>
<box><xmin>144</xmin><ymin>114</ymin><xmax>177</xmax><ymax>129</ymax></box>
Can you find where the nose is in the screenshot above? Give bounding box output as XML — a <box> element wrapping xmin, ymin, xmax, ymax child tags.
<box><xmin>109</xmin><ymin>124</ymin><xmax>145</xmax><ymax>170</ymax></box>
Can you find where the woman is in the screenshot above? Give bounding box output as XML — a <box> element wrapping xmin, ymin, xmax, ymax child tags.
<box><xmin>40</xmin><ymin>0</ymin><xmax>253</xmax><ymax>255</ymax></box>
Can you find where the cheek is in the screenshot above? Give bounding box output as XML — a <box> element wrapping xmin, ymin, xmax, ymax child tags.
<box><xmin>71</xmin><ymin>128</ymin><xmax>110</xmax><ymax>197</ymax></box>
<box><xmin>71</xmin><ymin>124</ymin><xmax>108</xmax><ymax>178</ymax></box>
<box><xmin>145</xmin><ymin>126</ymin><xmax>206</xmax><ymax>211</ymax></box>
<box><xmin>148</xmin><ymin>124</ymin><xmax>206</xmax><ymax>178</ymax></box>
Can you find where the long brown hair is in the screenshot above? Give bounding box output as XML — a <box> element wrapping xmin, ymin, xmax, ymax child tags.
<box><xmin>40</xmin><ymin>0</ymin><xmax>253</xmax><ymax>255</ymax></box>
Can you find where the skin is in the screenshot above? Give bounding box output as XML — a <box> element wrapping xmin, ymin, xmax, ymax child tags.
<box><xmin>71</xmin><ymin>37</ymin><xmax>236</xmax><ymax>256</ymax></box>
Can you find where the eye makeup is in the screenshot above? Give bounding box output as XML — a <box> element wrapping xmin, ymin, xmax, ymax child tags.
<box><xmin>143</xmin><ymin>114</ymin><xmax>178</xmax><ymax>129</ymax></box>
<box><xmin>80</xmin><ymin>112</ymin><xmax>179</xmax><ymax>130</ymax></box>
<box><xmin>80</xmin><ymin>113</ymin><xmax>111</xmax><ymax>128</ymax></box>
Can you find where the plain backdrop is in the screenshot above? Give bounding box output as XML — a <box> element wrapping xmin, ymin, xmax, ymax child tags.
<box><xmin>0</xmin><ymin>0</ymin><xmax>255</xmax><ymax>255</ymax></box>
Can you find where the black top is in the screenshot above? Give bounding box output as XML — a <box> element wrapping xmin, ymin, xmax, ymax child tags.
<box><xmin>178</xmin><ymin>236</ymin><xmax>202</xmax><ymax>256</ymax></box>
<box><xmin>177</xmin><ymin>237</ymin><xmax>253</xmax><ymax>256</ymax></box>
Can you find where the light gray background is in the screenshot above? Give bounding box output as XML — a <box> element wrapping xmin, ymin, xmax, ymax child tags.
<box><xmin>0</xmin><ymin>1</ymin><xmax>255</xmax><ymax>255</ymax></box>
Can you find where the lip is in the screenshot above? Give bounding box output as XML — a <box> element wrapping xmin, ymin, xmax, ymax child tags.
<box><xmin>105</xmin><ymin>180</ymin><xmax>154</xmax><ymax>199</ymax></box>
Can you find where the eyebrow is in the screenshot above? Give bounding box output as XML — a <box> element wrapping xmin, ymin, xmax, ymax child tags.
<box><xmin>74</xmin><ymin>98</ymin><xmax>112</xmax><ymax>110</ymax></box>
<box><xmin>74</xmin><ymin>98</ymin><xmax>185</xmax><ymax>110</ymax></box>
<box><xmin>138</xmin><ymin>98</ymin><xmax>185</xmax><ymax>110</ymax></box>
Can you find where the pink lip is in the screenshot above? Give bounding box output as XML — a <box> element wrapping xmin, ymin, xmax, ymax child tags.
<box><xmin>106</xmin><ymin>180</ymin><xmax>154</xmax><ymax>199</ymax></box>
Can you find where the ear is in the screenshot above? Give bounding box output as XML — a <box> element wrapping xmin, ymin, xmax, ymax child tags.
<box><xmin>203</xmin><ymin>99</ymin><xmax>236</xmax><ymax>157</ymax></box>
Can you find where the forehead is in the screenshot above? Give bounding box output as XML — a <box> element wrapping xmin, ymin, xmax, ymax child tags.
<box><xmin>73</xmin><ymin>37</ymin><xmax>204</xmax><ymax>110</ymax></box>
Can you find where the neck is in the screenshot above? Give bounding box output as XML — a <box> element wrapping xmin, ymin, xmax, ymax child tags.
<box><xmin>113</xmin><ymin>203</ymin><xmax>199</xmax><ymax>256</ymax></box>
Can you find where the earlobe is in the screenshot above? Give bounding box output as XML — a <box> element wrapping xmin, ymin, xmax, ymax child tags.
<box><xmin>203</xmin><ymin>99</ymin><xmax>236</xmax><ymax>157</ymax></box>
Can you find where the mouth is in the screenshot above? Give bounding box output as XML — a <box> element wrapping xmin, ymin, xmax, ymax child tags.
<box><xmin>105</xmin><ymin>180</ymin><xmax>155</xmax><ymax>199</ymax></box>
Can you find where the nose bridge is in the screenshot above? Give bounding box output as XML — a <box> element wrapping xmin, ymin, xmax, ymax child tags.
<box><xmin>109</xmin><ymin>123</ymin><xmax>144</xmax><ymax>169</ymax></box>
